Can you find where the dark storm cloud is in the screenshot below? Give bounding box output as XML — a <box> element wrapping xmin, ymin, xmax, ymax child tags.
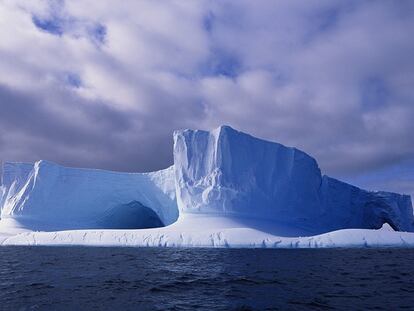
<box><xmin>0</xmin><ymin>83</ymin><xmax>171</xmax><ymax>172</ymax></box>
<box><xmin>0</xmin><ymin>85</ymin><xmax>130</xmax><ymax>142</ymax></box>
<box><xmin>0</xmin><ymin>0</ymin><xmax>414</xmax><ymax>196</ymax></box>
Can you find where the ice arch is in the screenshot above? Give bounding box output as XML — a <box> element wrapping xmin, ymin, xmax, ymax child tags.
<box><xmin>97</xmin><ymin>201</ymin><xmax>164</xmax><ymax>229</ymax></box>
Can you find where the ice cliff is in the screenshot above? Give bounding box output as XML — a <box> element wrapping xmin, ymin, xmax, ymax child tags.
<box><xmin>173</xmin><ymin>126</ymin><xmax>413</xmax><ymax>233</ymax></box>
<box><xmin>1</xmin><ymin>125</ymin><xmax>413</xmax><ymax>239</ymax></box>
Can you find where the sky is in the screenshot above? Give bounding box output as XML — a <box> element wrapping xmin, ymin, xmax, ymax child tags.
<box><xmin>0</xmin><ymin>0</ymin><xmax>414</xmax><ymax>197</ymax></box>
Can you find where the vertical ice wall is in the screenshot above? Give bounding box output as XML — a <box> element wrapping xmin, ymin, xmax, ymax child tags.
<box><xmin>174</xmin><ymin>126</ymin><xmax>414</xmax><ymax>232</ymax></box>
<box><xmin>0</xmin><ymin>162</ymin><xmax>34</xmax><ymax>217</ymax></box>
<box><xmin>173</xmin><ymin>126</ymin><xmax>323</xmax><ymax>224</ymax></box>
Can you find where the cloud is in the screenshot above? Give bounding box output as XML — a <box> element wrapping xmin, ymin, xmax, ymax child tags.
<box><xmin>0</xmin><ymin>0</ymin><xmax>413</xmax><ymax>196</ymax></box>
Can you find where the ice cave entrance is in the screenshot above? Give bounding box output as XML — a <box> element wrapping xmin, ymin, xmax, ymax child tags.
<box><xmin>97</xmin><ymin>201</ymin><xmax>165</xmax><ymax>229</ymax></box>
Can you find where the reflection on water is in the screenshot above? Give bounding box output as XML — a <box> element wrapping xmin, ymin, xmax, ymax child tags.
<box><xmin>1</xmin><ymin>247</ymin><xmax>414</xmax><ymax>310</ymax></box>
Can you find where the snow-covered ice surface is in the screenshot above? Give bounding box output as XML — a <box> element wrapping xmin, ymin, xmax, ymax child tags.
<box><xmin>1</xmin><ymin>125</ymin><xmax>414</xmax><ymax>248</ymax></box>
<box><xmin>2</xmin><ymin>217</ymin><xmax>414</xmax><ymax>248</ymax></box>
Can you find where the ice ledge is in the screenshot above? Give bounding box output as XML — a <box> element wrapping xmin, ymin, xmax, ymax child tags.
<box><xmin>2</xmin><ymin>225</ymin><xmax>414</xmax><ymax>248</ymax></box>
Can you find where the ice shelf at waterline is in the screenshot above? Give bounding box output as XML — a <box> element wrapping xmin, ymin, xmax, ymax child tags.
<box><xmin>1</xmin><ymin>125</ymin><xmax>413</xmax><ymax>248</ymax></box>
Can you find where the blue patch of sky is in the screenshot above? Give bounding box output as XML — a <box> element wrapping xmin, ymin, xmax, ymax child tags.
<box><xmin>200</xmin><ymin>49</ymin><xmax>242</xmax><ymax>78</ymax></box>
<box><xmin>316</xmin><ymin>8</ymin><xmax>340</xmax><ymax>32</ymax></box>
<box><xmin>302</xmin><ymin>3</ymin><xmax>356</xmax><ymax>45</ymax></box>
<box><xmin>65</xmin><ymin>73</ymin><xmax>82</xmax><ymax>88</ymax></box>
<box><xmin>360</xmin><ymin>77</ymin><xmax>389</xmax><ymax>110</ymax></box>
<box><xmin>343</xmin><ymin>160</ymin><xmax>414</xmax><ymax>195</ymax></box>
<box><xmin>199</xmin><ymin>11</ymin><xmax>242</xmax><ymax>78</ymax></box>
<box><xmin>31</xmin><ymin>0</ymin><xmax>106</xmax><ymax>46</ymax></box>
<box><xmin>32</xmin><ymin>14</ymin><xmax>64</xmax><ymax>36</ymax></box>
<box><xmin>91</xmin><ymin>23</ymin><xmax>107</xmax><ymax>44</ymax></box>
<box><xmin>31</xmin><ymin>0</ymin><xmax>65</xmax><ymax>35</ymax></box>
<box><xmin>203</xmin><ymin>12</ymin><xmax>215</xmax><ymax>33</ymax></box>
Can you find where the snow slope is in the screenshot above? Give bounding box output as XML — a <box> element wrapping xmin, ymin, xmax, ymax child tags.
<box><xmin>1</xmin><ymin>125</ymin><xmax>413</xmax><ymax>248</ymax></box>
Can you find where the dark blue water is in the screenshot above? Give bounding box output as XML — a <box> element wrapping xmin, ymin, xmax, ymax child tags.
<box><xmin>1</xmin><ymin>247</ymin><xmax>414</xmax><ymax>310</ymax></box>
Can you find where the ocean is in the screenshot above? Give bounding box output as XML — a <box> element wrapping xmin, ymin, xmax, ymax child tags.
<box><xmin>1</xmin><ymin>246</ymin><xmax>413</xmax><ymax>310</ymax></box>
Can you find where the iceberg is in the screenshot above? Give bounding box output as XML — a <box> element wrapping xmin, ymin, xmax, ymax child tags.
<box><xmin>174</xmin><ymin>126</ymin><xmax>413</xmax><ymax>233</ymax></box>
<box><xmin>1</xmin><ymin>125</ymin><xmax>413</xmax><ymax>248</ymax></box>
